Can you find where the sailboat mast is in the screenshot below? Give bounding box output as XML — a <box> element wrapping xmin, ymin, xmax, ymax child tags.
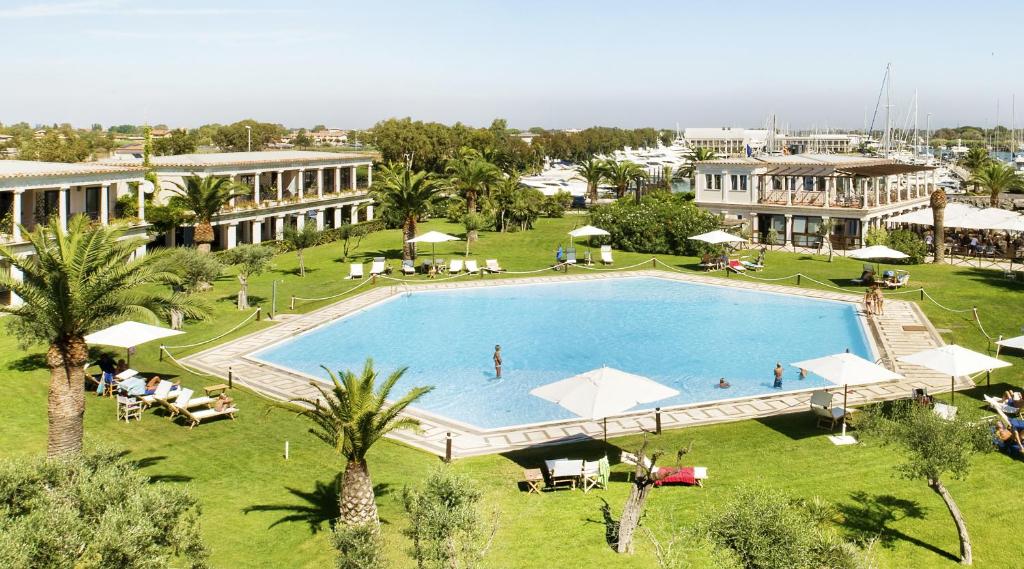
<box><xmin>884</xmin><ymin>64</ymin><xmax>892</xmax><ymax>158</ymax></box>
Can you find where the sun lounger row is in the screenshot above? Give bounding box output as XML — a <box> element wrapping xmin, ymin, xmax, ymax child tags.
<box><xmin>112</xmin><ymin>377</ymin><xmax>238</xmax><ymax>429</ymax></box>
<box><xmin>347</xmin><ymin>258</ymin><xmax>508</xmax><ymax>279</ymax></box>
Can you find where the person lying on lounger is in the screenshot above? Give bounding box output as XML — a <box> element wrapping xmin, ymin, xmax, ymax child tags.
<box><xmin>214</xmin><ymin>393</ymin><xmax>234</xmax><ymax>412</ymax></box>
<box><xmin>995</xmin><ymin>422</ymin><xmax>1024</xmax><ymax>454</ymax></box>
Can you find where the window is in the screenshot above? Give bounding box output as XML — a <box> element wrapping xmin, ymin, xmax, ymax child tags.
<box><xmin>85</xmin><ymin>187</ymin><xmax>100</xmax><ymax>220</ymax></box>
<box><xmin>739</xmin><ymin>175</ymin><xmax>748</xmax><ymax>191</ymax></box>
<box><xmin>713</xmin><ymin>175</ymin><xmax>722</xmax><ymax>190</ymax></box>
<box><xmin>704</xmin><ymin>174</ymin><xmax>713</xmax><ymax>189</ymax></box>
<box><xmin>730</xmin><ymin>175</ymin><xmax>738</xmax><ymax>190</ymax></box>
<box><xmin>792</xmin><ymin>215</ymin><xmax>823</xmax><ymax>247</ymax></box>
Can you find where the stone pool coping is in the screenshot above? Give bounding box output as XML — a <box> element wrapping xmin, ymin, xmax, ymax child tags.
<box><xmin>181</xmin><ymin>270</ymin><xmax>966</xmax><ymax>458</ymax></box>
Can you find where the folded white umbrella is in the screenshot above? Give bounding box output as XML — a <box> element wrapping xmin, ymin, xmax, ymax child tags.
<box><xmin>688</xmin><ymin>230</ymin><xmax>747</xmax><ymax>244</ymax></box>
<box><xmin>898</xmin><ymin>345</ymin><xmax>1011</xmax><ymax>404</ymax></box>
<box><xmin>791</xmin><ymin>352</ymin><xmax>903</xmax><ymax>437</ymax></box>
<box><xmin>85</xmin><ymin>321</ymin><xmax>183</xmax><ymax>365</ymax></box>
<box><xmin>530</xmin><ymin>366</ymin><xmax>678</xmax><ymax>440</ymax></box>
<box><xmin>406</xmin><ymin>231</ymin><xmax>460</xmax><ymax>265</ymax></box>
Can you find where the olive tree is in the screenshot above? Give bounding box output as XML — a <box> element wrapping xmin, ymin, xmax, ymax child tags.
<box><xmin>220</xmin><ymin>244</ymin><xmax>274</xmax><ymax>310</ymax></box>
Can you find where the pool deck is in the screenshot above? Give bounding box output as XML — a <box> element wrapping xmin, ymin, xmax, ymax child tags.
<box><xmin>181</xmin><ymin>270</ymin><xmax>968</xmax><ymax>458</ymax></box>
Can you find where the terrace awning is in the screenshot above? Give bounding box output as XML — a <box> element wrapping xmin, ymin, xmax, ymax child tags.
<box><xmin>837</xmin><ymin>163</ymin><xmax>934</xmax><ymax>177</ymax></box>
<box><xmin>763</xmin><ymin>164</ymin><xmax>836</xmax><ymax>177</ymax></box>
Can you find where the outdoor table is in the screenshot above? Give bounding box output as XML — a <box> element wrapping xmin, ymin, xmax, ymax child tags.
<box><xmin>523</xmin><ymin>468</ymin><xmax>544</xmax><ymax>494</ymax></box>
<box><xmin>204</xmin><ymin>384</ymin><xmax>229</xmax><ymax>397</ymax></box>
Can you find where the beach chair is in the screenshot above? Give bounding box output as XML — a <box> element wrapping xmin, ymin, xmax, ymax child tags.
<box><xmin>448</xmin><ymin>259</ymin><xmax>464</xmax><ymax>274</ymax></box>
<box><xmin>465</xmin><ymin>260</ymin><xmax>480</xmax><ymax>274</ymax></box>
<box><xmin>139</xmin><ymin>380</ymin><xmax>179</xmax><ymax>408</ymax></box>
<box><xmin>621</xmin><ymin>451</ymin><xmax>660</xmax><ymax>479</ymax></box>
<box><xmin>347</xmin><ymin>263</ymin><xmax>364</xmax><ymax>279</ymax></box>
<box><xmin>369</xmin><ymin>257</ymin><xmax>388</xmax><ymax>276</ymax></box>
<box><xmin>810</xmin><ymin>390</ymin><xmax>846</xmax><ymax>430</ymax></box>
<box><xmin>176</xmin><ymin>403</ymin><xmax>238</xmax><ymax>429</ymax></box>
<box><xmin>984</xmin><ymin>394</ymin><xmax>1021</xmax><ymax>416</ymax></box>
<box><xmin>726</xmin><ymin>259</ymin><xmax>746</xmax><ymax>273</ymax></box>
<box><xmin>932</xmin><ymin>402</ymin><xmax>958</xmax><ymax>421</ymax></box>
<box><xmin>740</xmin><ymin>259</ymin><xmax>763</xmax><ymax>271</ymax></box>
<box><xmin>852</xmin><ymin>264</ymin><xmax>875</xmax><ymax>285</ymax></box>
<box><xmin>401</xmin><ymin>259</ymin><xmax>416</xmax><ymax>275</ymax></box>
<box><xmin>565</xmin><ymin>248</ymin><xmax>577</xmax><ymax>265</ymax></box>
<box><xmin>116</xmin><ymin>395</ymin><xmax>143</xmax><ymax>423</ymax></box>
<box><xmin>885</xmin><ymin>270</ymin><xmax>910</xmax><ymax>289</ymax></box>
<box><xmin>485</xmin><ymin>259</ymin><xmax>505</xmax><ymax>273</ymax></box>
<box><xmin>581</xmin><ymin>456</ymin><xmax>610</xmax><ymax>493</ymax></box>
<box><xmin>600</xmin><ymin>245</ymin><xmax>613</xmax><ymax>265</ymax></box>
<box><xmin>162</xmin><ymin>388</ymin><xmax>215</xmax><ymax>418</ymax></box>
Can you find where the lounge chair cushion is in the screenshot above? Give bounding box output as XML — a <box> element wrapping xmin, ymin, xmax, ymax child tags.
<box><xmin>191</xmin><ymin>406</ymin><xmax>237</xmax><ymax>420</ymax></box>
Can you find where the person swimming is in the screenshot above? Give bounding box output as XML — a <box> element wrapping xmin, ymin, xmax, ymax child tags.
<box><xmin>493</xmin><ymin>345</ymin><xmax>502</xmax><ymax>379</ymax></box>
<box><xmin>717</xmin><ymin>378</ymin><xmax>731</xmax><ymax>389</ymax></box>
<box><xmin>773</xmin><ymin>362</ymin><xmax>783</xmax><ymax>388</ymax></box>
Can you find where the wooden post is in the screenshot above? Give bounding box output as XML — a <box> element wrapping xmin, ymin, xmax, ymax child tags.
<box><xmin>655</xmin><ymin>407</ymin><xmax>662</xmax><ymax>435</ymax></box>
<box><xmin>159</xmin><ymin>345</ymin><xmax>164</xmax><ymax>362</ymax></box>
<box><xmin>444</xmin><ymin>432</ymin><xmax>453</xmax><ymax>462</ymax></box>
<box><xmin>651</xmin><ymin>257</ymin><xmax>656</xmax><ymax>269</ymax></box>
<box><xmin>289</xmin><ymin>296</ymin><xmax>295</xmax><ymax>310</ymax></box>
<box><xmin>228</xmin><ymin>366</ymin><xmax>233</xmax><ymax>389</ymax></box>
<box><xmin>796</xmin><ymin>274</ymin><xmax>802</xmax><ymax>285</ymax></box>
<box><xmin>920</xmin><ymin>287</ymin><xmax>925</xmax><ymax>301</ymax></box>
<box><xmin>256</xmin><ymin>307</ymin><xmax>261</xmax><ymax>321</ymax></box>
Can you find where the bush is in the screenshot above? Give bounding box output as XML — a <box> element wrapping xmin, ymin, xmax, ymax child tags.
<box><xmin>590</xmin><ymin>191</ymin><xmax>720</xmax><ymax>256</ymax></box>
<box><xmin>159</xmin><ymin>247</ymin><xmax>223</xmax><ymax>293</ymax></box>
<box><xmin>864</xmin><ymin>226</ymin><xmax>888</xmax><ymax>247</ymax></box>
<box><xmin>272</xmin><ymin>220</ymin><xmax>385</xmax><ymax>252</ymax></box>
<box><xmin>0</xmin><ymin>448</ymin><xmax>208</xmax><ymax>569</ymax></box>
<box><xmin>541</xmin><ymin>190</ymin><xmax>573</xmax><ymax>218</ymax></box>
<box><xmin>332</xmin><ymin>523</ymin><xmax>385</xmax><ymax>569</ymax></box>
<box><xmin>443</xmin><ymin>197</ymin><xmax>467</xmax><ymax>222</ymax></box>
<box><xmin>885</xmin><ymin>229</ymin><xmax>927</xmax><ymax>264</ymax></box>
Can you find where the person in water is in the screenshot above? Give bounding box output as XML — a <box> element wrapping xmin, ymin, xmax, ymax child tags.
<box><xmin>717</xmin><ymin>378</ymin><xmax>730</xmax><ymax>388</ymax></box>
<box><xmin>493</xmin><ymin>345</ymin><xmax>503</xmax><ymax>379</ymax></box>
<box><xmin>799</xmin><ymin>368</ymin><xmax>807</xmax><ymax>380</ymax></box>
<box><xmin>773</xmin><ymin>362</ymin><xmax>784</xmax><ymax>388</ymax></box>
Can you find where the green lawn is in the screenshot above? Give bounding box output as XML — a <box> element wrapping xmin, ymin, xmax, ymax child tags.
<box><xmin>3</xmin><ymin>216</ymin><xmax>1022</xmax><ymax>568</ymax></box>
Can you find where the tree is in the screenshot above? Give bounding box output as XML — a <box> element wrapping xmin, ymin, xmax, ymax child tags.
<box><xmin>679</xmin><ymin>147</ymin><xmax>718</xmax><ymax>186</ymax></box>
<box><xmin>574</xmin><ymin>158</ymin><xmax>606</xmax><ymax>204</ymax></box>
<box><xmin>445</xmin><ymin>149</ymin><xmax>502</xmax><ymax>213</ymax></box>
<box><xmin>292</xmin><ymin>359</ymin><xmax>433</xmax><ymax>526</ymax></box>
<box><xmin>158</xmin><ymin>247</ymin><xmax>223</xmax><ymax>293</ymax></box>
<box><xmin>333</xmin><ymin>523</ymin><xmax>386</xmax><ymax>569</ymax></box>
<box><xmin>371</xmin><ymin>163</ymin><xmax>443</xmax><ymax>260</ymax></box>
<box><xmin>167</xmin><ymin>175</ymin><xmax>251</xmax><ymax>253</ymax></box>
<box><xmin>815</xmin><ymin>218</ymin><xmax>835</xmax><ymax>262</ymax></box>
<box><xmin>283</xmin><ymin>223</ymin><xmax>320</xmax><ymax>277</ymax></box>
<box><xmin>338</xmin><ymin>223</ymin><xmax>368</xmax><ymax>262</ymax></box>
<box><xmin>0</xmin><ymin>216</ymin><xmax>206</xmax><ymax>456</ymax></box>
<box><xmin>931</xmin><ymin>188</ymin><xmax>947</xmax><ymax>264</ymax></box>
<box><xmin>959</xmin><ymin>146</ymin><xmax>990</xmax><ymax>174</ymax></box>
<box><xmin>294</xmin><ymin>129</ymin><xmax>313</xmax><ymax>147</ymax></box>
<box><xmin>18</xmin><ymin>130</ymin><xmax>90</xmax><ymax>162</ymax></box>
<box><xmin>857</xmin><ymin>401</ymin><xmax>991</xmax><ymax>565</ymax></box>
<box><xmin>969</xmin><ymin>160</ymin><xmax>1023</xmax><ymax>207</ymax></box>
<box><xmin>617</xmin><ymin>434</ymin><xmax>668</xmax><ymax>553</ymax></box>
<box><xmin>220</xmin><ymin>244</ymin><xmax>273</xmax><ymax>310</ymax></box>
<box><xmin>602</xmin><ymin>159</ymin><xmax>647</xmax><ymax>199</ymax></box>
<box><xmin>211</xmin><ymin>119</ymin><xmax>285</xmax><ymax>152</ymax></box>
<box><xmin>0</xmin><ymin>449</ymin><xmax>209</xmax><ymax>568</ymax></box>
<box><xmin>462</xmin><ymin>212</ymin><xmax>484</xmax><ymax>249</ymax></box>
<box><xmin>402</xmin><ymin>466</ymin><xmax>497</xmax><ymax>569</ymax></box>
<box><xmin>154</xmin><ymin>128</ymin><xmax>199</xmax><ymax>156</ymax></box>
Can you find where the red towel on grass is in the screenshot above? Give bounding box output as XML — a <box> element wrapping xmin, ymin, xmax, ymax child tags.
<box><xmin>653</xmin><ymin>467</ymin><xmax>696</xmax><ymax>487</ymax></box>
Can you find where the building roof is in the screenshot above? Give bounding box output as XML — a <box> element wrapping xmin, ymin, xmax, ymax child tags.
<box><xmin>698</xmin><ymin>154</ymin><xmax>932</xmax><ymax>176</ymax></box>
<box><xmin>101</xmin><ymin>150</ymin><xmax>377</xmax><ymax>169</ymax></box>
<box><xmin>0</xmin><ymin>160</ymin><xmax>144</xmax><ymax>180</ymax></box>
<box><xmin>684</xmin><ymin>127</ymin><xmax>767</xmax><ymax>140</ymax></box>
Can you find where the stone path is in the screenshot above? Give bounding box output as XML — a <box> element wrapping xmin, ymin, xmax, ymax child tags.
<box><xmin>181</xmin><ymin>270</ymin><xmax>967</xmax><ymax>458</ymax></box>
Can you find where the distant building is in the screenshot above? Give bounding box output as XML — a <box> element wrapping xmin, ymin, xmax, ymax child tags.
<box><xmin>693</xmin><ymin>153</ymin><xmax>936</xmax><ymax>249</ymax></box>
<box><xmin>782</xmin><ymin>133</ymin><xmax>862</xmax><ymax>154</ymax></box>
<box><xmin>310</xmin><ymin>129</ymin><xmax>348</xmax><ymax>145</ymax></box>
<box><xmin>683</xmin><ymin>128</ymin><xmax>768</xmax><ymax>156</ymax></box>
<box><xmin>0</xmin><ymin>134</ymin><xmax>13</xmax><ymax>144</ymax></box>
<box><xmin>111</xmin><ymin>144</ymin><xmax>145</xmax><ymax>160</ymax></box>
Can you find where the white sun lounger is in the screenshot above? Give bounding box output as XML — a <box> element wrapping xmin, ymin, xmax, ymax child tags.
<box><xmin>485</xmin><ymin>259</ymin><xmax>505</xmax><ymax>273</ymax></box>
<box><xmin>163</xmin><ymin>388</ymin><xmax>215</xmax><ymax>418</ymax></box>
<box><xmin>177</xmin><ymin>404</ymin><xmax>238</xmax><ymax>429</ymax></box>
<box><xmin>347</xmin><ymin>263</ymin><xmax>364</xmax><ymax>279</ymax></box>
<box><xmin>448</xmin><ymin>259</ymin><xmax>464</xmax><ymax>274</ymax></box>
<box><xmin>600</xmin><ymin>245</ymin><xmax>613</xmax><ymax>265</ymax></box>
<box><xmin>368</xmin><ymin>259</ymin><xmax>386</xmax><ymax>276</ymax></box>
<box><xmin>401</xmin><ymin>259</ymin><xmax>416</xmax><ymax>275</ymax></box>
<box><xmin>140</xmin><ymin>380</ymin><xmax>179</xmax><ymax>408</ymax></box>
<box><xmin>465</xmin><ymin>260</ymin><xmax>480</xmax><ymax>274</ymax></box>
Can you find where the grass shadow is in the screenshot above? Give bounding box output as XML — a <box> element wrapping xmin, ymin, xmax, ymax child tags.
<box><xmin>120</xmin><ymin>453</ymin><xmax>194</xmax><ymax>484</ymax></box>
<box><xmin>836</xmin><ymin>491</ymin><xmax>956</xmax><ymax>562</ymax></box>
<box><xmin>582</xmin><ymin>497</ymin><xmax>619</xmax><ymax>552</ymax></box>
<box><xmin>754</xmin><ymin>410</ymin><xmax>833</xmax><ymax>441</ymax></box>
<box><xmin>956</xmin><ymin>267</ymin><xmax>1024</xmax><ymax>292</ymax></box>
<box><xmin>243</xmin><ymin>473</ymin><xmax>391</xmax><ymax>533</ymax></box>
<box><xmin>7</xmin><ymin>352</ymin><xmax>48</xmax><ymax>372</ymax></box>
<box><xmin>216</xmin><ymin>294</ymin><xmax>266</xmax><ymax>306</ymax></box>
<box><xmin>500</xmin><ymin>437</ymin><xmax>624</xmax><ymax>470</ymax></box>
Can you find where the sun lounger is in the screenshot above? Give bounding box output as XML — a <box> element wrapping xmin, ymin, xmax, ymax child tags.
<box><xmin>726</xmin><ymin>259</ymin><xmax>746</xmax><ymax>273</ymax></box>
<box><xmin>465</xmin><ymin>260</ymin><xmax>480</xmax><ymax>274</ymax></box>
<box><xmin>565</xmin><ymin>248</ymin><xmax>577</xmax><ymax>265</ymax></box>
<box><xmin>448</xmin><ymin>259</ymin><xmax>464</xmax><ymax>274</ymax></box>
<box><xmin>984</xmin><ymin>394</ymin><xmax>1020</xmax><ymax>416</ymax></box>
<box><xmin>162</xmin><ymin>388</ymin><xmax>215</xmax><ymax>418</ymax></box>
<box><xmin>885</xmin><ymin>270</ymin><xmax>910</xmax><ymax>289</ymax></box>
<box><xmin>176</xmin><ymin>404</ymin><xmax>238</xmax><ymax>429</ymax></box>
<box><xmin>347</xmin><ymin>263</ymin><xmax>364</xmax><ymax>279</ymax></box>
<box><xmin>740</xmin><ymin>260</ymin><xmax>763</xmax><ymax>271</ymax></box>
<box><xmin>369</xmin><ymin>257</ymin><xmax>388</xmax><ymax>276</ymax></box>
<box><xmin>401</xmin><ymin>259</ymin><xmax>416</xmax><ymax>275</ymax></box>
<box><xmin>485</xmin><ymin>259</ymin><xmax>505</xmax><ymax>273</ymax></box>
<box><xmin>139</xmin><ymin>380</ymin><xmax>179</xmax><ymax>408</ymax></box>
<box><xmin>600</xmin><ymin>245</ymin><xmax>613</xmax><ymax>265</ymax></box>
<box><xmin>544</xmin><ymin>458</ymin><xmax>584</xmax><ymax>490</ymax></box>
<box><xmin>652</xmin><ymin>466</ymin><xmax>709</xmax><ymax>487</ymax></box>
<box><xmin>810</xmin><ymin>390</ymin><xmax>846</xmax><ymax>430</ymax></box>
<box><xmin>993</xmin><ymin>405</ymin><xmax>1024</xmax><ymax>431</ymax></box>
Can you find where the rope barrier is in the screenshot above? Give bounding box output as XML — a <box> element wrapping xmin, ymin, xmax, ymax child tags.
<box><xmin>159</xmin><ymin>346</ymin><xmax>220</xmax><ymax>379</ymax></box>
<box><xmin>161</xmin><ymin>308</ymin><xmax>261</xmax><ymax>351</ymax></box>
<box><xmin>921</xmin><ymin>290</ymin><xmax>975</xmax><ymax>313</ymax></box>
<box><xmin>290</xmin><ymin>276</ymin><xmax>374</xmax><ymax>308</ymax></box>
<box><xmin>576</xmin><ymin>258</ymin><xmax>657</xmax><ymax>272</ymax></box>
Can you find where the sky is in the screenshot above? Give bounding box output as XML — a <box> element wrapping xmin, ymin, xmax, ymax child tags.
<box><xmin>1</xmin><ymin>0</ymin><xmax>1023</xmax><ymax>131</ymax></box>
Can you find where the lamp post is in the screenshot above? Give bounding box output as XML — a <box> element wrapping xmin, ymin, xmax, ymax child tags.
<box><xmin>245</xmin><ymin>125</ymin><xmax>252</xmax><ymax>152</ymax></box>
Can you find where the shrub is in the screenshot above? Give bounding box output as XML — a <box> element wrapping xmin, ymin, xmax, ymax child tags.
<box><xmin>0</xmin><ymin>448</ymin><xmax>208</xmax><ymax>569</ymax></box>
<box><xmin>272</xmin><ymin>220</ymin><xmax>385</xmax><ymax>252</ymax></box>
<box><xmin>885</xmin><ymin>229</ymin><xmax>927</xmax><ymax>264</ymax></box>
<box><xmin>590</xmin><ymin>191</ymin><xmax>719</xmax><ymax>255</ymax></box>
<box><xmin>332</xmin><ymin>523</ymin><xmax>386</xmax><ymax>569</ymax></box>
<box><xmin>443</xmin><ymin>197</ymin><xmax>467</xmax><ymax>222</ymax></box>
<box><xmin>864</xmin><ymin>226</ymin><xmax>888</xmax><ymax>246</ymax></box>
<box><xmin>159</xmin><ymin>247</ymin><xmax>223</xmax><ymax>293</ymax></box>
<box><xmin>541</xmin><ymin>190</ymin><xmax>573</xmax><ymax>218</ymax></box>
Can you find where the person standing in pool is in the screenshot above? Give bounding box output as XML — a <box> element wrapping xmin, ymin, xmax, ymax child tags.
<box><xmin>773</xmin><ymin>362</ymin><xmax>784</xmax><ymax>388</ymax></box>
<box><xmin>493</xmin><ymin>345</ymin><xmax>503</xmax><ymax>379</ymax></box>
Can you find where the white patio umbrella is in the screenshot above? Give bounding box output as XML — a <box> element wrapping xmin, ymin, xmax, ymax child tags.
<box><xmin>406</xmin><ymin>231</ymin><xmax>460</xmax><ymax>265</ymax></box>
<box><xmin>791</xmin><ymin>352</ymin><xmax>903</xmax><ymax>442</ymax></box>
<box><xmin>847</xmin><ymin>245</ymin><xmax>909</xmax><ymax>274</ymax></box>
<box><xmin>84</xmin><ymin>321</ymin><xmax>184</xmax><ymax>365</ymax></box>
<box><xmin>996</xmin><ymin>335</ymin><xmax>1024</xmax><ymax>353</ymax></box>
<box><xmin>530</xmin><ymin>366</ymin><xmax>679</xmax><ymax>440</ymax></box>
<box><xmin>898</xmin><ymin>345</ymin><xmax>1011</xmax><ymax>404</ymax></box>
<box><xmin>567</xmin><ymin>225</ymin><xmax>610</xmax><ymax>257</ymax></box>
<box><xmin>688</xmin><ymin>230</ymin><xmax>748</xmax><ymax>245</ymax></box>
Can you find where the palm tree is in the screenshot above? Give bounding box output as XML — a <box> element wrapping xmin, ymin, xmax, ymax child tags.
<box><xmin>445</xmin><ymin>150</ymin><xmax>501</xmax><ymax>213</ymax></box>
<box><xmin>678</xmin><ymin>147</ymin><xmax>718</xmax><ymax>186</ymax></box>
<box><xmin>0</xmin><ymin>215</ymin><xmax>207</xmax><ymax>456</ymax></box>
<box><xmin>167</xmin><ymin>175</ymin><xmax>250</xmax><ymax>253</ymax></box>
<box><xmin>574</xmin><ymin>158</ymin><xmax>606</xmax><ymax>204</ymax></box>
<box><xmin>372</xmin><ymin>163</ymin><xmax>443</xmax><ymax>260</ymax></box>
<box><xmin>292</xmin><ymin>359</ymin><xmax>432</xmax><ymax>526</ymax></box>
<box><xmin>931</xmin><ymin>188</ymin><xmax>947</xmax><ymax>264</ymax></box>
<box><xmin>283</xmin><ymin>223</ymin><xmax>320</xmax><ymax>277</ymax></box>
<box><xmin>960</xmin><ymin>147</ymin><xmax>991</xmax><ymax>193</ymax></box>
<box><xmin>969</xmin><ymin>161</ymin><xmax>1023</xmax><ymax>207</ymax></box>
<box><xmin>602</xmin><ymin>159</ymin><xmax>647</xmax><ymax>199</ymax></box>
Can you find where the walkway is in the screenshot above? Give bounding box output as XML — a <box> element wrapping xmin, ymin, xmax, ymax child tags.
<box><xmin>182</xmin><ymin>270</ymin><xmax>965</xmax><ymax>458</ymax></box>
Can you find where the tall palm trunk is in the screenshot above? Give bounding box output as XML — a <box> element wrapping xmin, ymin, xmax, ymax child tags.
<box><xmin>402</xmin><ymin>216</ymin><xmax>418</xmax><ymax>260</ymax></box>
<box><xmin>929</xmin><ymin>477</ymin><xmax>972</xmax><ymax>565</ymax></box>
<box><xmin>465</xmin><ymin>191</ymin><xmax>478</xmax><ymax>214</ymax></box>
<box><xmin>46</xmin><ymin>337</ymin><xmax>88</xmax><ymax>456</ymax></box>
<box><xmin>340</xmin><ymin>459</ymin><xmax>379</xmax><ymax>526</ymax></box>
<box><xmin>588</xmin><ymin>182</ymin><xmax>598</xmax><ymax>204</ymax></box>
<box><xmin>194</xmin><ymin>221</ymin><xmax>214</xmax><ymax>254</ymax></box>
<box><xmin>931</xmin><ymin>189</ymin><xmax>947</xmax><ymax>264</ymax></box>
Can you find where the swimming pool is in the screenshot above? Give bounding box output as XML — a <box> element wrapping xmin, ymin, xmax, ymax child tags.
<box><xmin>252</xmin><ymin>277</ymin><xmax>874</xmax><ymax>429</ymax></box>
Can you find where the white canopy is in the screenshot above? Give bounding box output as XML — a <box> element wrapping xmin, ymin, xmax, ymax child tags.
<box><xmin>568</xmin><ymin>225</ymin><xmax>610</xmax><ymax>238</ymax></box>
<box><xmin>405</xmin><ymin>231</ymin><xmax>460</xmax><ymax>244</ymax></box>
<box><xmin>847</xmin><ymin>245</ymin><xmax>909</xmax><ymax>260</ymax></box>
<box><xmin>992</xmin><ymin>216</ymin><xmax>1024</xmax><ymax>232</ymax></box>
<box><xmin>688</xmin><ymin>230</ymin><xmax>747</xmax><ymax>244</ymax></box>
<box><xmin>530</xmin><ymin>367</ymin><xmax>678</xmax><ymax>438</ymax></box>
<box><xmin>887</xmin><ymin>203</ymin><xmax>976</xmax><ymax>226</ymax></box>
<box><xmin>791</xmin><ymin>352</ymin><xmax>904</xmax><ymax>387</ymax></box>
<box><xmin>898</xmin><ymin>344</ymin><xmax>1011</xmax><ymax>404</ymax></box>
<box><xmin>996</xmin><ymin>335</ymin><xmax>1024</xmax><ymax>351</ymax></box>
<box><xmin>84</xmin><ymin>321</ymin><xmax>183</xmax><ymax>349</ymax></box>
<box><xmin>888</xmin><ymin>203</ymin><xmax>1024</xmax><ymax>231</ymax></box>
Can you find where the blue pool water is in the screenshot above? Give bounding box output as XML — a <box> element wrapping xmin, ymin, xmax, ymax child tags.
<box><xmin>253</xmin><ymin>277</ymin><xmax>873</xmax><ymax>429</ymax></box>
